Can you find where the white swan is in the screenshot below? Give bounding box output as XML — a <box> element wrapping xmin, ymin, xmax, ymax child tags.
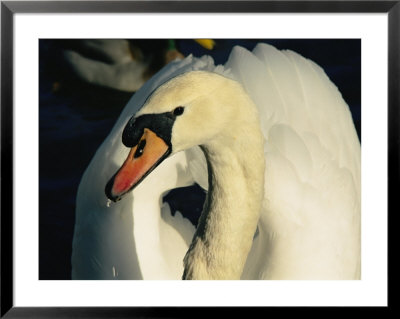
<box><xmin>72</xmin><ymin>43</ymin><xmax>360</xmax><ymax>280</ymax></box>
<box><xmin>62</xmin><ymin>39</ymin><xmax>184</xmax><ymax>92</ymax></box>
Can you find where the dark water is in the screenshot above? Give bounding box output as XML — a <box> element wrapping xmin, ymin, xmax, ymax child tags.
<box><xmin>39</xmin><ymin>39</ymin><xmax>361</xmax><ymax>280</ymax></box>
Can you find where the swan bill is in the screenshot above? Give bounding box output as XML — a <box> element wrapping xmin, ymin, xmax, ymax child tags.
<box><xmin>105</xmin><ymin>128</ymin><xmax>170</xmax><ymax>202</ymax></box>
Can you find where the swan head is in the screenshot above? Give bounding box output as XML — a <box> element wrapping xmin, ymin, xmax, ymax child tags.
<box><xmin>105</xmin><ymin>70</ymin><xmax>257</xmax><ymax>202</ymax></box>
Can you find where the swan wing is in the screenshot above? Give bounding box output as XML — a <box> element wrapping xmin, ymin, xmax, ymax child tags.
<box><xmin>226</xmin><ymin>44</ymin><xmax>360</xmax><ymax>279</ymax></box>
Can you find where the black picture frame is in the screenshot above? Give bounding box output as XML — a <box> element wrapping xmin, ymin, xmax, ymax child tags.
<box><xmin>1</xmin><ymin>0</ymin><xmax>396</xmax><ymax>317</ymax></box>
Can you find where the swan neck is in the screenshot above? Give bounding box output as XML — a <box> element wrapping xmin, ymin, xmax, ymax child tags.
<box><xmin>183</xmin><ymin>130</ymin><xmax>265</xmax><ymax>279</ymax></box>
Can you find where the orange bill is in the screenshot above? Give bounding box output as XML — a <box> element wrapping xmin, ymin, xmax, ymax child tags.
<box><xmin>106</xmin><ymin>128</ymin><xmax>170</xmax><ymax>201</ymax></box>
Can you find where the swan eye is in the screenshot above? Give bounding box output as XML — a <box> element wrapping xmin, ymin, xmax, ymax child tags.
<box><xmin>134</xmin><ymin>139</ymin><xmax>146</xmax><ymax>158</ymax></box>
<box><xmin>173</xmin><ymin>106</ymin><xmax>184</xmax><ymax>116</ymax></box>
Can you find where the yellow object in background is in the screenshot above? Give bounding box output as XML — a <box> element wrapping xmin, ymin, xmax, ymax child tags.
<box><xmin>194</xmin><ymin>39</ymin><xmax>216</xmax><ymax>50</ymax></box>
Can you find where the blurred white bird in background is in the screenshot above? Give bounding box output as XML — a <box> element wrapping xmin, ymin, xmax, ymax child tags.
<box><xmin>61</xmin><ymin>39</ymin><xmax>215</xmax><ymax>92</ymax></box>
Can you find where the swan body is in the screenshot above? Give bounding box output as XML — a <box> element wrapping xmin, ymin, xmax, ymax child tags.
<box><xmin>72</xmin><ymin>43</ymin><xmax>360</xmax><ymax>280</ymax></box>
